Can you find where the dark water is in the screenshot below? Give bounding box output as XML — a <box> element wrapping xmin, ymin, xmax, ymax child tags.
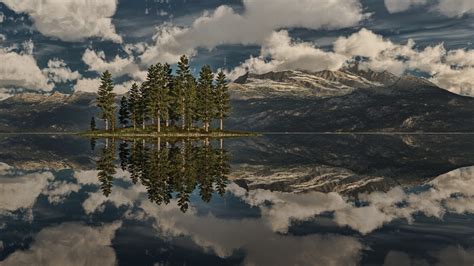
<box><xmin>1</xmin><ymin>134</ymin><xmax>474</xmax><ymax>266</ymax></box>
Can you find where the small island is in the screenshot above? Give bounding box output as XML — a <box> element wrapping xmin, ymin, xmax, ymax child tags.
<box><xmin>82</xmin><ymin>55</ymin><xmax>257</xmax><ymax>139</ymax></box>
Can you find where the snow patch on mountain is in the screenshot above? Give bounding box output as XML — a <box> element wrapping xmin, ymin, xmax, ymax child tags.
<box><xmin>230</xmin><ymin>68</ymin><xmax>401</xmax><ymax>99</ymax></box>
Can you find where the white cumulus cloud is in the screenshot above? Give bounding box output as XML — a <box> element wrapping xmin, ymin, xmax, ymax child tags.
<box><xmin>435</xmin><ymin>0</ymin><xmax>474</xmax><ymax>17</ymax></box>
<box><xmin>0</xmin><ymin>47</ymin><xmax>53</xmax><ymax>92</ymax></box>
<box><xmin>43</xmin><ymin>59</ymin><xmax>81</xmax><ymax>83</ymax></box>
<box><xmin>228</xmin><ymin>30</ymin><xmax>347</xmax><ymax>80</ymax></box>
<box><xmin>384</xmin><ymin>0</ymin><xmax>474</xmax><ymax>17</ymax></box>
<box><xmin>2</xmin><ymin>222</ymin><xmax>121</xmax><ymax>266</ymax></box>
<box><xmin>82</xmin><ymin>48</ymin><xmax>144</xmax><ymax>81</ymax></box>
<box><xmin>384</xmin><ymin>0</ymin><xmax>428</xmax><ymax>13</ymax></box>
<box><xmin>140</xmin><ymin>0</ymin><xmax>368</xmax><ymax>65</ymax></box>
<box><xmin>74</xmin><ymin>78</ymin><xmax>135</xmax><ymax>95</ymax></box>
<box><xmin>73</xmin><ymin>78</ymin><xmax>102</xmax><ymax>94</ymax></box>
<box><xmin>0</xmin><ymin>0</ymin><xmax>122</xmax><ymax>43</ymax></box>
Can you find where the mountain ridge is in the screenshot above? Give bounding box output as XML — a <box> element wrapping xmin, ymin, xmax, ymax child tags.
<box><xmin>0</xmin><ymin>68</ymin><xmax>473</xmax><ymax>132</ymax></box>
<box><xmin>229</xmin><ymin>67</ymin><xmax>443</xmax><ymax>100</ymax></box>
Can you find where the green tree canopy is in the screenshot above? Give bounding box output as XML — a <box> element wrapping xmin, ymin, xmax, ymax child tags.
<box><xmin>119</xmin><ymin>95</ymin><xmax>130</xmax><ymax>127</ymax></box>
<box><xmin>96</xmin><ymin>71</ymin><xmax>116</xmax><ymax>131</ymax></box>
<box><xmin>214</xmin><ymin>71</ymin><xmax>230</xmax><ymax>130</ymax></box>
<box><xmin>197</xmin><ymin>65</ymin><xmax>215</xmax><ymax>132</ymax></box>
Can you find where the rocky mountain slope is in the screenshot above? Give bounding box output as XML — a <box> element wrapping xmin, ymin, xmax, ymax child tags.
<box><xmin>230</xmin><ymin>67</ymin><xmax>401</xmax><ymax>99</ymax></box>
<box><xmin>227</xmin><ymin>68</ymin><xmax>474</xmax><ymax>132</ymax></box>
<box><xmin>0</xmin><ymin>67</ymin><xmax>473</xmax><ymax>132</ymax></box>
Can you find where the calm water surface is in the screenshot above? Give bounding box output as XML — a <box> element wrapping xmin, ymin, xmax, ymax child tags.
<box><xmin>1</xmin><ymin>134</ymin><xmax>474</xmax><ymax>265</ymax></box>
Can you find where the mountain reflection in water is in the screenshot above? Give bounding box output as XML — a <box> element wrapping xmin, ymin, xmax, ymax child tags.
<box><xmin>1</xmin><ymin>134</ymin><xmax>474</xmax><ymax>265</ymax></box>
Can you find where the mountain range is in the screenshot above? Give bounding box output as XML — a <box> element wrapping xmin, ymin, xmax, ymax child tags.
<box><xmin>1</xmin><ymin>67</ymin><xmax>473</xmax><ymax>132</ymax></box>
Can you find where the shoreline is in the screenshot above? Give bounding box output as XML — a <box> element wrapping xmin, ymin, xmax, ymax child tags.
<box><xmin>1</xmin><ymin>131</ymin><xmax>474</xmax><ymax>136</ymax></box>
<box><xmin>78</xmin><ymin>130</ymin><xmax>260</xmax><ymax>139</ymax></box>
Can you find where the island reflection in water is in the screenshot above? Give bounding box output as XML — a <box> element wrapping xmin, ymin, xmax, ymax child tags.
<box><xmin>96</xmin><ymin>138</ymin><xmax>229</xmax><ymax>212</ymax></box>
<box><xmin>1</xmin><ymin>134</ymin><xmax>474</xmax><ymax>265</ymax></box>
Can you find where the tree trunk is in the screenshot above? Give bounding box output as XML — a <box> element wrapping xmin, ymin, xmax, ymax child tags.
<box><xmin>220</xmin><ymin>138</ymin><xmax>223</xmax><ymax>150</ymax></box>
<box><xmin>133</xmin><ymin>121</ymin><xmax>136</xmax><ymax>131</ymax></box>
<box><xmin>220</xmin><ymin>118</ymin><xmax>223</xmax><ymax>131</ymax></box>
<box><xmin>105</xmin><ymin>119</ymin><xmax>108</xmax><ymax>131</ymax></box>
<box><xmin>142</xmin><ymin>119</ymin><xmax>145</xmax><ymax>130</ymax></box>
<box><xmin>181</xmin><ymin>98</ymin><xmax>186</xmax><ymax>130</ymax></box>
<box><xmin>181</xmin><ymin>114</ymin><xmax>185</xmax><ymax>130</ymax></box>
<box><xmin>181</xmin><ymin>140</ymin><xmax>186</xmax><ymax>167</ymax></box>
<box><xmin>157</xmin><ymin>110</ymin><xmax>161</xmax><ymax>133</ymax></box>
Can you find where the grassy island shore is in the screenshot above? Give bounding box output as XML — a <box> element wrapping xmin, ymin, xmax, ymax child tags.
<box><xmin>80</xmin><ymin>127</ymin><xmax>259</xmax><ymax>139</ymax></box>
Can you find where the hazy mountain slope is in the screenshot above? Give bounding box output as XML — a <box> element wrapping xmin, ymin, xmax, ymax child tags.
<box><xmin>0</xmin><ymin>92</ymin><xmax>97</xmax><ymax>132</ymax></box>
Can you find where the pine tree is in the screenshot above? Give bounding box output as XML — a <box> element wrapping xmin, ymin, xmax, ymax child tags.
<box><xmin>197</xmin><ymin>65</ymin><xmax>215</xmax><ymax>132</ymax></box>
<box><xmin>119</xmin><ymin>96</ymin><xmax>130</xmax><ymax>128</ymax></box>
<box><xmin>128</xmin><ymin>83</ymin><xmax>141</xmax><ymax>130</ymax></box>
<box><xmin>96</xmin><ymin>71</ymin><xmax>116</xmax><ymax>131</ymax></box>
<box><xmin>148</xmin><ymin>63</ymin><xmax>172</xmax><ymax>133</ymax></box>
<box><xmin>140</xmin><ymin>77</ymin><xmax>152</xmax><ymax>130</ymax></box>
<box><xmin>175</xmin><ymin>55</ymin><xmax>191</xmax><ymax>129</ymax></box>
<box><xmin>156</xmin><ymin>64</ymin><xmax>172</xmax><ymax>132</ymax></box>
<box><xmin>214</xmin><ymin>71</ymin><xmax>230</xmax><ymax>130</ymax></box>
<box><xmin>90</xmin><ymin>116</ymin><xmax>96</xmax><ymax>131</ymax></box>
<box><xmin>184</xmin><ymin>75</ymin><xmax>197</xmax><ymax>130</ymax></box>
<box><xmin>163</xmin><ymin>63</ymin><xmax>174</xmax><ymax>128</ymax></box>
<box><xmin>146</xmin><ymin>64</ymin><xmax>160</xmax><ymax>129</ymax></box>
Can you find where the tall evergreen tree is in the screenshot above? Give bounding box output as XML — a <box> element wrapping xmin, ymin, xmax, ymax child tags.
<box><xmin>119</xmin><ymin>96</ymin><xmax>130</xmax><ymax>128</ymax></box>
<box><xmin>149</xmin><ymin>63</ymin><xmax>172</xmax><ymax>133</ymax></box>
<box><xmin>214</xmin><ymin>71</ymin><xmax>230</xmax><ymax>130</ymax></box>
<box><xmin>140</xmin><ymin>79</ymin><xmax>151</xmax><ymax>130</ymax></box>
<box><xmin>128</xmin><ymin>83</ymin><xmax>141</xmax><ymax>130</ymax></box>
<box><xmin>175</xmin><ymin>55</ymin><xmax>192</xmax><ymax>129</ymax></box>
<box><xmin>146</xmin><ymin>64</ymin><xmax>160</xmax><ymax>128</ymax></box>
<box><xmin>197</xmin><ymin>65</ymin><xmax>215</xmax><ymax>132</ymax></box>
<box><xmin>162</xmin><ymin>63</ymin><xmax>174</xmax><ymax>128</ymax></box>
<box><xmin>184</xmin><ymin>75</ymin><xmax>197</xmax><ymax>130</ymax></box>
<box><xmin>96</xmin><ymin>71</ymin><xmax>116</xmax><ymax>131</ymax></box>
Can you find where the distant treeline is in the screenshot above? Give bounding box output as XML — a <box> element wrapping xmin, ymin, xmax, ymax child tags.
<box><xmin>93</xmin><ymin>55</ymin><xmax>230</xmax><ymax>133</ymax></box>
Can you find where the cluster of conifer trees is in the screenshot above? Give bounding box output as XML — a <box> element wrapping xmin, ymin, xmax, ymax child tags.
<box><xmin>96</xmin><ymin>139</ymin><xmax>229</xmax><ymax>212</ymax></box>
<box><xmin>95</xmin><ymin>55</ymin><xmax>230</xmax><ymax>133</ymax></box>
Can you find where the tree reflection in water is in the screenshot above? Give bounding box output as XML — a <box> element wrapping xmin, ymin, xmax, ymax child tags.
<box><xmin>96</xmin><ymin>138</ymin><xmax>230</xmax><ymax>212</ymax></box>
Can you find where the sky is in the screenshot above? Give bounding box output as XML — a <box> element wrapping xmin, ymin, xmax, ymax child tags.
<box><xmin>1</xmin><ymin>0</ymin><xmax>474</xmax><ymax>98</ymax></box>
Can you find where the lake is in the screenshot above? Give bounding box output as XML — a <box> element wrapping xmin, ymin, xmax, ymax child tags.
<box><xmin>1</xmin><ymin>134</ymin><xmax>474</xmax><ymax>265</ymax></box>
